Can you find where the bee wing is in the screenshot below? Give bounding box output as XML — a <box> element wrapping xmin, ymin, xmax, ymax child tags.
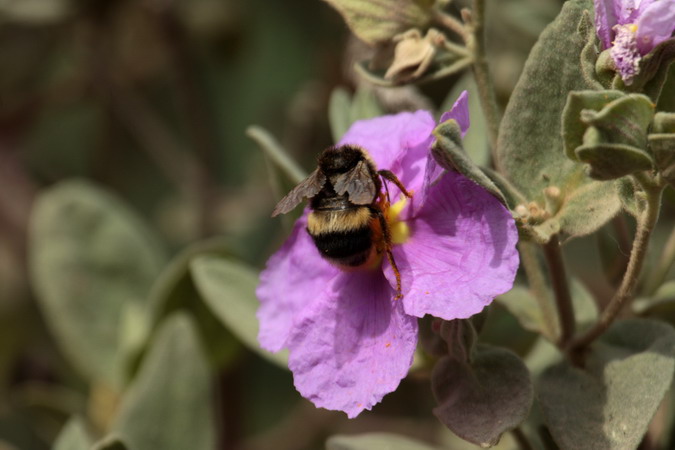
<box><xmin>272</xmin><ymin>168</ymin><xmax>326</xmax><ymax>217</ymax></box>
<box><xmin>332</xmin><ymin>160</ymin><xmax>376</xmax><ymax>205</ymax></box>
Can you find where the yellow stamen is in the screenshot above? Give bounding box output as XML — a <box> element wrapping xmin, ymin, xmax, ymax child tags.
<box><xmin>388</xmin><ymin>197</ymin><xmax>410</xmax><ymax>245</ymax></box>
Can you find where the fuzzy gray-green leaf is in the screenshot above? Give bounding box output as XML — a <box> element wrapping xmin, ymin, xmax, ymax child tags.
<box><xmin>531</xmin><ymin>179</ymin><xmax>621</xmax><ymax>240</ymax></box>
<box><xmin>539</xmin><ymin>319</ymin><xmax>675</xmax><ymax>450</ymax></box>
<box><xmin>29</xmin><ymin>180</ymin><xmax>166</xmax><ymax>387</ymax></box>
<box><xmin>562</xmin><ymin>90</ymin><xmax>624</xmax><ymax>160</ymax></box>
<box><xmin>578</xmin><ymin>11</ymin><xmax>603</xmax><ymax>89</ymax></box>
<box><xmin>432</xmin><ymin>120</ymin><xmax>507</xmax><ymax>205</ymax></box>
<box><xmin>111</xmin><ymin>314</ymin><xmax>216</xmax><ymax>450</ymax></box>
<box><xmin>329</xmin><ymin>87</ymin><xmax>354</xmax><ymax>143</ymax></box>
<box><xmin>497</xmin><ymin>0</ymin><xmax>594</xmax><ymax>201</ymax></box>
<box><xmin>190</xmin><ymin>255</ymin><xmax>288</xmax><ymax>368</ymax></box>
<box><xmin>575</xmin><ymin>144</ymin><xmax>653</xmax><ymax>180</ymax></box>
<box><xmin>432</xmin><ymin>345</ymin><xmax>533</xmax><ymax>447</ymax></box>
<box><xmin>53</xmin><ymin>416</ymin><xmax>92</xmax><ymax>450</ymax></box>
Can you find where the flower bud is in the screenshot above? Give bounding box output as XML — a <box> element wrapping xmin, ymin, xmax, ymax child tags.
<box><xmin>650</xmin><ymin>112</ymin><xmax>675</xmax><ymax>182</ymax></box>
<box><xmin>562</xmin><ymin>90</ymin><xmax>655</xmax><ymax>180</ymax></box>
<box><xmin>384</xmin><ymin>28</ymin><xmax>444</xmax><ymax>83</ymax></box>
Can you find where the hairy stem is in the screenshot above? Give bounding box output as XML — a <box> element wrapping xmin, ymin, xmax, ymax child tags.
<box><xmin>542</xmin><ymin>236</ymin><xmax>575</xmax><ymax>348</ymax></box>
<box><xmin>431</xmin><ymin>9</ymin><xmax>469</xmax><ymax>42</ymax></box>
<box><xmin>569</xmin><ymin>179</ymin><xmax>663</xmax><ymax>353</ymax></box>
<box><xmin>467</xmin><ymin>0</ymin><xmax>502</xmax><ymax>168</ymax></box>
<box><xmin>433</xmin><ymin>4</ymin><xmax>501</xmax><ymax>168</ymax></box>
<box><xmin>518</xmin><ymin>242</ymin><xmax>558</xmax><ymax>341</ymax></box>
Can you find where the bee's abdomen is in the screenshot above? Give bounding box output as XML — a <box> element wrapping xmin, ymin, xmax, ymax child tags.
<box><xmin>307</xmin><ymin>209</ymin><xmax>374</xmax><ymax>268</ymax></box>
<box><xmin>310</xmin><ymin>227</ymin><xmax>373</xmax><ymax>267</ymax></box>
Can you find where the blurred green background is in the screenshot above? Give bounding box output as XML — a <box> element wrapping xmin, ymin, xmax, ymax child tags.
<box><xmin>2</xmin><ymin>0</ymin><xmax>673</xmax><ymax>449</ymax></box>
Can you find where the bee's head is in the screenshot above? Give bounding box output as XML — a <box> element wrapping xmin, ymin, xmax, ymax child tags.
<box><xmin>318</xmin><ymin>145</ymin><xmax>366</xmax><ymax>174</ymax></box>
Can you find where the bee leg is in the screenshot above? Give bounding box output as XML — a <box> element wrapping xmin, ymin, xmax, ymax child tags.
<box><xmin>382</xmin><ymin>176</ymin><xmax>392</xmax><ymax>205</ymax></box>
<box><xmin>373</xmin><ymin>208</ymin><xmax>403</xmax><ymax>300</ymax></box>
<box><xmin>378</xmin><ymin>170</ymin><xmax>413</xmax><ymax>198</ymax></box>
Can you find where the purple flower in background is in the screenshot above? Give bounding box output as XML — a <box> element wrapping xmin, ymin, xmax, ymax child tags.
<box><xmin>594</xmin><ymin>0</ymin><xmax>675</xmax><ymax>84</ymax></box>
<box><xmin>256</xmin><ymin>92</ymin><xmax>519</xmax><ymax>418</ymax></box>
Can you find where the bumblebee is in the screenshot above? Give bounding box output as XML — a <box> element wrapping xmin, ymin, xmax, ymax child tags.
<box><xmin>272</xmin><ymin>145</ymin><xmax>411</xmax><ymax>299</ymax></box>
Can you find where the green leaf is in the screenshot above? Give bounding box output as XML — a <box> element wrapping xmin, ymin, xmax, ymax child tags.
<box><xmin>53</xmin><ymin>416</ymin><xmax>92</xmax><ymax>450</ymax></box>
<box><xmin>498</xmin><ymin>0</ymin><xmax>594</xmax><ymax>201</ymax></box>
<box><xmin>351</xmin><ymin>86</ymin><xmax>385</xmax><ymax>123</ymax></box>
<box><xmin>91</xmin><ymin>435</ymin><xmax>128</xmax><ymax>450</ymax></box>
<box><xmin>328</xmin><ymin>86</ymin><xmax>384</xmax><ymax>143</ymax></box>
<box><xmin>530</xmin><ymin>179</ymin><xmax>622</xmax><ymax>241</ymax></box>
<box><xmin>575</xmin><ymin>143</ymin><xmax>653</xmax><ymax>180</ymax></box>
<box><xmin>111</xmin><ymin>314</ymin><xmax>216</xmax><ymax>450</ymax></box>
<box><xmin>563</xmin><ymin>91</ymin><xmax>655</xmax><ymax>186</ymax></box>
<box><xmin>432</xmin><ymin>345</ymin><xmax>533</xmax><ymax>447</ymax></box>
<box><xmin>326</xmin><ymin>433</ymin><xmax>438</xmax><ymax>450</ymax></box>
<box><xmin>578</xmin><ymin>11</ymin><xmax>603</xmax><ymax>90</ymax></box>
<box><xmin>190</xmin><ymin>255</ymin><xmax>288</xmax><ymax>368</ymax></box>
<box><xmin>633</xmin><ymin>281</ymin><xmax>675</xmax><ymax>322</ymax></box>
<box><xmin>578</xmin><ymin>94</ymin><xmax>655</xmax><ymax>152</ymax></box>
<box><xmin>328</xmin><ymin>87</ymin><xmax>354</xmax><ymax>143</ymax></box>
<box><xmin>246</xmin><ymin>126</ymin><xmax>306</xmax><ymax>184</ymax></box>
<box><xmin>650</xmin><ymin>112</ymin><xmax>675</xmax><ymax>179</ymax></box>
<box><xmin>539</xmin><ymin>319</ymin><xmax>675</xmax><ymax>450</ymax></box>
<box><xmin>29</xmin><ymin>180</ymin><xmax>166</xmax><ymax>387</ymax></box>
<box><xmin>147</xmin><ymin>238</ymin><xmax>242</xmax><ymax>369</ymax></box>
<box><xmin>497</xmin><ymin>286</ymin><xmax>557</xmax><ymax>341</ymax></box>
<box><xmin>321</xmin><ymin>0</ymin><xmax>433</xmax><ymax>45</ymax></box>
<box><xmin>438</xmin><ymin>319</ymin><xmax>477</xmax><ymax>363</ymax></box>
<box><xmin>432</xmin><ymin>120</ymin><xmax>507</xmax><ymax>205</ymax></box>
<box><xmin>562</xmin><ymin>90</ymin><xmax>625</xmax><ymax>161</ymax></box>
<box><xmin>498</xmin><ymin>279</ymin><xmax>598</xmax><ymax>343</ymax></box>
<box><xmin>655</xmin><ymin>62</ymin><xmax>675</xmax><ymax>112</ymax></box>
<box><xmin>570</xmin><ymin>278</ymin><xmax>599</xmax><ymax>332</ymax></box>
<box><xmin>498</xmin><ymin>0</ymin><xmax>622</xmax><ymax>241</ymax></box>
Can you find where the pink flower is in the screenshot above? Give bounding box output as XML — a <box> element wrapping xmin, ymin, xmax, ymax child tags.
<box><xmin>256</xmin><ymin>92</ymin><xmax>519</xmax><ymax>418</ymax></box>
<box><xmin>594</xmin><ymin>0</ymin><xmax>675</xmax><ymax>84</ymax></box>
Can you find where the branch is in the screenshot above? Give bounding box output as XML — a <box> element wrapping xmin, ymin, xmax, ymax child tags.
<box><xmin>569</xmin><ymin>178</ymin><xmax>663</xmax><ymax>354</ymax></box>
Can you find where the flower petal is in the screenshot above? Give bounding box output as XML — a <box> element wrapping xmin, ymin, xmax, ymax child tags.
<box><xmin>256</xmin><ymin>215</ymin><xmax>340</xmax><ymax>352</ymax></box>
<box><xmin>338</xmin><ymin>110</ymin><xmax>435</xmax><ymax>177</ymax></box>
<box><xmin>286</xmin><ymin>270</ymin><xmax>418</xmax><ymax>418</ymax></box>
<box><xmin>635</xmin><ymin>0</ymin><xmax>675</xmax><ymax>54</ymax></box>
<box><xmin>385</xmin><ymin>171</ymin><xmax>519</xmax><ymax>320</ymax></box>
<box><xmin>419</xmin><ymin>90</ymin><xmax>471</xmax><ymax>215</ymax></box>
<box><xmin>594</xmin><ymin>0</ymin><xmax>619</xmax><ymax>49</ymax></box>
<box><xmin>439</xmin><ymin>90</ymin><xmax>470</xmax><ymax>137</ymax></box>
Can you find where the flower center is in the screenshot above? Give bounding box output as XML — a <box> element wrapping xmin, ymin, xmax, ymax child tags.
<box><xmin>387</xmin><ymin>196</ymin><xmax>410</xmax><ymax>245</ymax></box>
<box><xmin>611</xmin><ymin>24</ymin><xmax>641</xmax><ymax>84</ymax></box>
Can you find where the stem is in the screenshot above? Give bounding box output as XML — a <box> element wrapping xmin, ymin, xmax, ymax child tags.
<box><xmin>644</xmin><ymin>224</ymin><xmax>675</xmax><ymax>296</ymax></box>
<box><xmin>467</xmin><ymin>0</ymin><xmax>502</xmax><ymax>168</ymax></box>
<box><xmin>431</xmin><ymin>9</ymin><xmax>469</xmax><ymax>42</ymax></box>
<box><xmin>518</xmin><ymin>242</ymin><xmax>558</xmax><ymax>341</ymax></box>
<box><xmin>542</xmin><ymin>236</ymin><xmax>575</xmax><ymax>348</ymax></box>
<box><xmin>433</xmin><ymin>3</ymin><xmax>501</xmax><ymax>168</ymax></box>
<box><xmin>569</xmin><ymin>180</ymin><xmax>663</xmax><ymax>353</ymax></box>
